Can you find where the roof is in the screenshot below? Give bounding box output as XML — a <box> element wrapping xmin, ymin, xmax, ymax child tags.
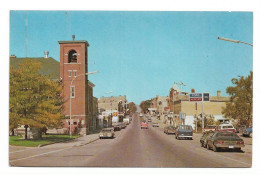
<box><xmin>10</xmin><ymin>57</ymin><xmax>60</xmax><ymax>80</ymax></box>
<box><xmin>58</xmin><ymin>40</ymin><xmax>89</xmax><ymax>46</ymax></box>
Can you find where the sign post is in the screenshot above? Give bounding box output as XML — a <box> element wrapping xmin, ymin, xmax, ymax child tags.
<box><xmin>189</xmin><ymin>93</ymin><xmax>210</xmax><ymax>130</ymax></box>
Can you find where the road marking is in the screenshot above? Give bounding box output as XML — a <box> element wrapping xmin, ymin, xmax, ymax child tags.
<box><xmin>10</xmin><ymin>147</ymin><xmax>72</xmax><ymax>163</ymax></box>
<box><xmin>9</xmin><ymin>149</ymin><xmax>32</xmax><ymax>154</ymax></box>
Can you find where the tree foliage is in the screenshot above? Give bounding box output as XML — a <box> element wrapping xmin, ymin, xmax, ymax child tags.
<box><xmin>9</xmin><ymin>60</ymin><xmax>65</xmax><ymax>139</ymax></box>
<box><xmin>128</xmin><ymin>102</ymin><xmax>137</xmax><ymax>114</ymax></box>
<box><xmin>139</xmin><ymin>100</ymin><xmax>152</xmax><ymax>113</ymax></box>
<box><xmin>222</xmin><ymin>71</ymin><xmax>253</xmax><ymax>126</ymax></box>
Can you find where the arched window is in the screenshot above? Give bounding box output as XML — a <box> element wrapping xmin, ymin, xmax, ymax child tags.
<box><xmin>68</xmin><ymin>50</ymin><xmax>77</xmax><ymax>63</ymax></box>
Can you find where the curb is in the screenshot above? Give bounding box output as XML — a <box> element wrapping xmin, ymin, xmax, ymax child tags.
<box><xmin>73</xmin><ymin>137</ymin><xmax>99</xmax><ymax>147</ymax></box>
<box><xmin>38</xmin><ymin>136</ymin><xmax>80</xmax><ymax>148</ymax></box>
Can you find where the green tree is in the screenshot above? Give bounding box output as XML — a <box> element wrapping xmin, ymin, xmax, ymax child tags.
<box><xmin>139</xmin><ymin>100</ymin><xmax>151</xmax><ymax>113</ymax></box>
<box><xmin>9</xmin><ymin>60</ymin><xmax>65</xmax><ymax>139</ymax></box>
<box><xmin>222</xmin><ymin>71</ymin><xmax>253</xmax><ymax>126</ymax></box>
<box><xmin>128</xmin><ymin>102</ymin><xmax>137</xmax><ymax>114</ymax></box>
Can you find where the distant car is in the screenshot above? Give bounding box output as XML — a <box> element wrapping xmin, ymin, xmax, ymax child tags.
<box><xmin>99</xmin><ymin>128</ymin><xmax>115</xmax><ymax>139</ymax></box>
<box><xmin>148</xmin><ymin>118</ymin><xmax>152</xmax><ymax>122</ymax></box>
<box><xmin>141</xmin><ymin>121</ymin><xmax>148</xmax><ymax>129</ymax></box>
<box><xmin>119</xmin><ymin>122</ymin><xmax>127</xmax><ymax>129</ymax></box>
<box><xmin>242</xmin><ymin>127</ymin><xmax>252</xmax><ymax>137</ymax></box>
<box><xmin>206</xmin><ymin>131</ymin><xmax>244</xmax><ymax>152</ymax></box>
<box><xmin>236</xmin><ymin>125</ymin><xmax>246</xmax><ymax>133</ymax></box>
<box><xmin>152</xmin><ymin>121</ymin><xmax>159</xmax><ymax>127</ymax></box>
<box><xmin>112</xmin><ymin>122</ymin><xmax>121</xmax><ymax>131</ymax></box>
<box><xmin>175</xmin><ymin>125</ymin><xmax>193</xmax><ymax>140</ymax></box>
<box><xmin>200</xmin><ymin>131</ymin><xmax>215</xmax><ymax>148</ymax></box>
<box><xmin>203</xmin><ymin>125</ymin><xmax>216</xmax><ymax>133</ymax></box>
<box><xmin>164</xmin><ymin>126</ymin><xmax>176</xmax><ymax>134</ymax></box>
<box><xmin>215</xmin><ymin>123</ymin><xmax>236</xmax><ymax>133</ymax></box>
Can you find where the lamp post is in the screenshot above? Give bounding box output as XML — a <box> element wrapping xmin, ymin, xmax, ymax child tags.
<box><xmin>69</xmin><ymin>70</ymin><xmax>98</xmax><ymax>138</ymax></box>
<box><xmin>217</xmin><ymin>37</ymin><xmax>253</xmax><ymax>47</ymax></box>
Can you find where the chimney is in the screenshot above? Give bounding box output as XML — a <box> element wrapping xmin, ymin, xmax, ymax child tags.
<box><xmin>191</xmin><ymin>88</ymin><xmax>195</xmax><ymax>93</ymax></box>
<box><xmin>72</xmin><ymin>35</ymin><xmax>75</xmax><ymax>41</ymax></box>
<box><xmin>44</xmin><ymin>51</ymin><xmax>49</xmax><ymax>58</ymax></box>
<box><xmin>217</xmin><ymin>90</ymin><xmax>221</xmax><ymax>97</ymax></box>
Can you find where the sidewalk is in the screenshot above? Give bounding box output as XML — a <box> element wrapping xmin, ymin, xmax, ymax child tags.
<box><xmin>40</xmin><ymin>132</ymin><xmax>100</xmax><ymax>149</ymax></box>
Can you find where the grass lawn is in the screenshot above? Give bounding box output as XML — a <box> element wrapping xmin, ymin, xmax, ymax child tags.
<box><xmin>9</xmin><ymin>134</ymin><xmax>80</xmax><ymax>147</ymax></box>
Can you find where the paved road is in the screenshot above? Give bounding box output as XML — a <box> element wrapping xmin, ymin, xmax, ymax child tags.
<box><xmin>9</xmin><ymin>114</ymin><xmax>252</xmax><ymax>167</ymax></box>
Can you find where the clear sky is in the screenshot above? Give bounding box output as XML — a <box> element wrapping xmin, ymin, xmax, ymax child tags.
<box><xmin>10</xmin><ymin>11</ymin><xmax>253</xmax><ymax>105</ymax></box>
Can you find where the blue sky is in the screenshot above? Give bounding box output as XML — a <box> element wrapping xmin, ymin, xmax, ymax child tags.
<box><xmin>10</xmin><ymin>11</ymin><xmax>253</xmax><ymax>104</ymax></box>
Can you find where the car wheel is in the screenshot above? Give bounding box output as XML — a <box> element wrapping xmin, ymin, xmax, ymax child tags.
<box><xmin>213</xmin><ymin>145</ymin><xmax>218</xmax><ymax>152</ymax></box>
<box><xmin>207</xmin><ymin>144</ymin><xmax>210</xmax><ymax>150</ymax></box>
<box><xmin>190</xmin><ymin>137</ymin><xmax>193</xmax><ymax>140</ymax></box>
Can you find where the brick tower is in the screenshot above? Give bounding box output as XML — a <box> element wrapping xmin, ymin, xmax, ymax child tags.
<box><xmin>58</xmin><ymin>37</ymin><xmax>90</xmax><ymax>135</ymax></box>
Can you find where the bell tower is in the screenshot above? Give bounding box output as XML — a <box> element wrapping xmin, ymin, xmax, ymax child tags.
<box><xmin>58</xmin><ymin>36</ymin><xmax>90</xmax><ymax>135</ymax></box>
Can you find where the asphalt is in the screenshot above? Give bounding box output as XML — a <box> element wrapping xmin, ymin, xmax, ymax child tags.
<box><xmin>9</xmin><ymin>114</ymin><xmax>252</xmax><ymax>167</ymax></box>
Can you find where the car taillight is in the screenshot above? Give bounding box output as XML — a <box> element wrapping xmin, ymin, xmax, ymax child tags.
<box><xmin>215</xmin><ymin>141</ymin><xmax>224</xmax><ymax>144</ymax></box>
<box><xmin>237</xmin><ymin>141</ymin><xmax>244</xmax><ymax>145</ymax></box>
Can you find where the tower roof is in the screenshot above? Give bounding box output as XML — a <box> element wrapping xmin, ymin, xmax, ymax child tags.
<box><xmin>58</xmin><ymin>40</ymin><xmax>90</xmax><ymax>46</ymax></box>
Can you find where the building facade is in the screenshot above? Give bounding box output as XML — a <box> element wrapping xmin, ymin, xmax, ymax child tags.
<box><xmin>59</xmin><ymin>40</ymin><xmax>91</xmax><ymax>135</ymax></box>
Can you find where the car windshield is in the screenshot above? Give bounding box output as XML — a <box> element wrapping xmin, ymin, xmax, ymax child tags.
<box><xmin>216</xmin><ymin>132</ymin><xmax>239</xmax><ymax>138</ymax></box>
<box><xmin>222</xmin><ymin>125</ymin><xmax>234</xmax><ymax>129</ymax></box>
<box><xmin>180</xmin><ymin>125</ymin><xmax>192</xmax><ymax>130</ymax></box>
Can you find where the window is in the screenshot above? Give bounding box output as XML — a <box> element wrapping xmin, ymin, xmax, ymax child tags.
<box><xmin>73</xmin><ymin>122</ymin><xmax>77</xmax><ymax>125</ymax></box>
<box><xmin>68</xmin><ymin>50</ymin><xmax>77</xmax><ymax>63</ymax></box>
<box><xmin>73</xmin><ymin>70</ymin><xmax>77</xmax><ymax>77</ymax></box>
<box><xmin>68</xmin><ymin>70</ymin><xmax>72</xmax><ymax>77</ymax></box>
<box><xmin>71</xmin><ymin>86</ymin><xmax>75</xmax><ymax>98</ymax></box>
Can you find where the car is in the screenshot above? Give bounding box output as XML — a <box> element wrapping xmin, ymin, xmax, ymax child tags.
<box><xmin>235</xmin><ymin>125</ymin><xmax>246</xmax><ymax>133</ymax></box>
<box><xmin>203</xmin><ymin>125</ymin><xmax>216</xmax><ymax>133</ymax></box>
<box><xmin>215</xmin><ymin>123</ymin><xmax>236</xmax><ymax>133</ymax></box>
<box><xmin>200</xmin><ymin>131</ymin><xmax>215</xmax><ymax>148</ymax></box>
<box><xmin>148</xmin><ymin>118</ymin><xmax>152</xmax><ymax>122</ymax></box>
<box><xmin>112</xmin><ymin>122</ymin><xmax>121</xmax><ymax>131</ymax></box>
<box><xmin>152</xmin><ymin>121</ymin><xmax>159</xmax><ymax>127</ymax></box>
<box><xmin>119</xmin><ymin>122</ymin><xmax>127</xmax><ymax>129</ymax></box>
<box><xmin>141</xmin><ymin>121</ymin><xmax>148</xmax><ymax>129</ymax></box>
<box><xmin>164</xmin><ymin>126</ymin><xmax>176</xmax><ymax>134</ymax></box>
<box><xmin>242</xmin><ymin>127</ymin><xmax>252</xmax><ymax>137</ymax></box>
<box><xmin>206</xmin><ymin>131</ymin><xmax>244</xmax><ymax>152</ymax></box>
<box><xmin>175</xmin><ymin>125</ymin><xmax>193</xmax><ymax>140</ymax></box>
<box><xmin>99</xmin><ymin>128</ymin><xmax>115</xmax><ymax>139</ymax></box>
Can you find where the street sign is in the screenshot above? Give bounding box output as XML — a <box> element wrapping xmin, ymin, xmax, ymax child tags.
<box><xmin>189</xmin><ymin>93</ymin><xmax>210</xmax><ymax>102</ymax></box>
<box><xmin>203</xmin><ymin>93</ymin><xmax>210</xmax><ymax>101</ymax></box>
<box><xmin>189</xmin><ymin>93</ymin><xmax>202</xmax><ymax>102</ymax></box>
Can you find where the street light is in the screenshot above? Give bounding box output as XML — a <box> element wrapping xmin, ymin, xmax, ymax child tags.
<box><xmin>217</xmin><ymin>37</ymin><xmax>253</xmax><ymax>47</ymax></box>
<box><xmin>69</xmin><ymin>70</ymin><xmax>98</xmax><ymax>138</ymax></box>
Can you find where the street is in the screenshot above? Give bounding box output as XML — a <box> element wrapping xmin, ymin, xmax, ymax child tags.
<box><xmin>9</xmin><ymin>114</ymin><xmax>252</xmax><ymax>167</ymax></box>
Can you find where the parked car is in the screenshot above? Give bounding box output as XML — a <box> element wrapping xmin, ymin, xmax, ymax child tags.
<box><xmin>141</xmin><ymin>121</ymin><xmax>148</xmax><ymax>129</ymax></box>
<box><xmin>215</xmin><ymin>123</ymin><xmax>236</xmax><ymax>133</ymax></box>
<box><xmin>164</xmin><ymin>126</ymin><xmax>176</xmax><ymax>134</ymax></box>
<box><xmin>200</xmin><ymin>131</ymin><xmax>215</xmax><ymax>148</ymax></box>
<box><xmin>206</xmin><ymin>131</ymin><xmax>244</xmax><ymax>152</ymax></box>
<box><xmin>203</xmin><ymin>125</ymin><xmax>216</xmax><ymax>133</ymax></box>
<box><xmin>242</xmin><ymin>127</ymin><xmax>252</xmax><ymax>137</ymax></box>
<box><xmin>112</xmin><ymin>122</ymin><xmax>121</xmax><ymax>131</ymax></box>
<box><xmin>99</xmin><ymin>128</ymin><xmax>115</xmax><ymax>139</ymax></box>
<box><xmin>119</xmin><ymin>122</ymin><xmax>127</xmax><ymax>129</ymax></box>
<box><xmin>152</xmin><ymin>121</ymin><xmax>159</xmax><ymax>127</ymax></box>
<box><xmin>175</xmin><ymin>125</ymin><xmax>193</xmax><ymax>140</ymax></box>
<box><xmin>148</xmin><ymin>118</ymin><xmax>152</xmax><ymax>122</ymax></box>
<box><xmin>235</xmin><ymin>125</ymin><xmax>246</xmax><ymax>133</ymax></box>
